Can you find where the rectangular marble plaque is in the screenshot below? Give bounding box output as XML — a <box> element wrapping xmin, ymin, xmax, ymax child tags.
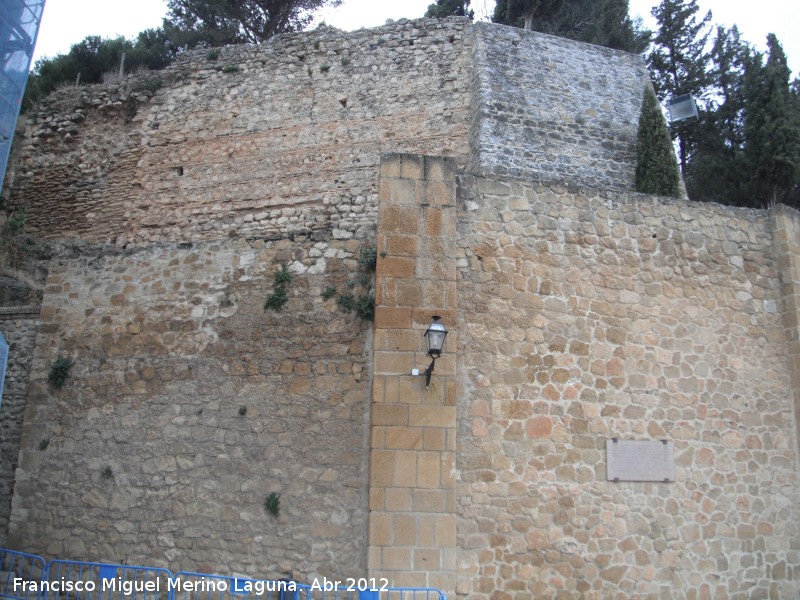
<box><xmin>606</xmin><ymin>438</ymin><xmax>675</xmax><ymax>482</ymax></box>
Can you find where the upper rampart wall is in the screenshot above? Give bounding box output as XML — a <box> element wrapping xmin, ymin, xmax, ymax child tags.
<box><xmin>469</xmin><ymin>23</ymin><xmax>649</xmax><ymax>190</ymax></box>
<box><xmin>3</xmin><ymin>18</ymin><xmax>651</xmax><ymax>248</ymax></box>
<box><xmin>4</xmin><ymin>18</ymin><xmax>473</xmax><ymax>246</ymax></box>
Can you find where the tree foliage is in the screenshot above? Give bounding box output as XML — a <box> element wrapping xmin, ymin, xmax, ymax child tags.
<box><xmin>24</xmin><ymin>31</ymin><xmax>175</xmax><ymax>108</ymax></box>
<box><xmin>636</xmin><ymin>85</ymin><xmax>682</xmax><ymax>197</ymax></box>
<box><xmin>165</xmin><ymin>0</ymin><xmax>342</xmax><ymax>48</ymax></box>
<box><xmin>425</xmin><ymin>0</ymin><xmax>474</xmax><ymax>20</ymax></box>
<box><xmin>492</xmin><ymin>0</ymin><xmax>649</xmax><ymax>53</ymax></box>
<box><xmin>648</xmin><ymin>0</ymin><xmax>711</xmax><ymax>172</ymax></box>
<box><xmin>648</xmin><ymin>0</ymin><xmax>800</xmax><ymax>208</ymax></box>
<box><xmin>683</xmin><ymin>26</ymin><xmax>751</xmax><ymax>204</ymax></box>
<box><xmin>743</xmin><ymin>35</ymin><xmax>799</xmax><ymax>205</ymax></box>
<box><xmin>24</xmin><ymin>0</ymin><xmax>340</xmax><ymax>109</ymax></box>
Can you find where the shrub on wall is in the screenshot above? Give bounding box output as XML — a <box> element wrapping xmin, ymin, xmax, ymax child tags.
<box><xmin>635</xmin><ymin>85</ymin><xmax>681</xmax><ymax>198</ymax></box>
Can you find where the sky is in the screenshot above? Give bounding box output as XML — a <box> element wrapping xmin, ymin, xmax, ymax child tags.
<box><xmin>31</xmin><ymin>0</ymin><xmax>800</xmax><ymax>77</ymax></box>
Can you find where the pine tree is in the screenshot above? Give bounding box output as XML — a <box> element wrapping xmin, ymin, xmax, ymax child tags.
<box><xmin>636</xmin><ymin>85</ymin><xmax>682</xmax><ymax>197</ymax></box>
<box><xmin>684</xmin><ymin>26</ymin><xmax>752</xmax><ymax>204</ymax></box>
<box><xmin>492</xmin><ymin>0</ymin><xmax>565</xmax><ymax>31</ymax></box>
<box><xmin>493</xmin><ymin>0</ymin><xmax>648</xmax><ymax>52</ymax></box>
<box><xmin>165</xmin><ymin>0</ymin><xmax>342</xmax><ymax>48</ymax></box>
<box><xmin>647</xmin><ymin>0</ymin><xmax>712</xmax><ymax>173</ymax></box>
<box><xmin>425</xmin><ymin>0</ymin><xmax>474</xmax><ymax>20</ymax></box>
<box><xmin>744</xmin><ymin>35</ymin><xmax>800</xmax><ymax>206</ymax></box>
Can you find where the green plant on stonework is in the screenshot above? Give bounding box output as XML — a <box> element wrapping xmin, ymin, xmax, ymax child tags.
<box><xmin>206</xmin><ymin>49</ymin><xmax>220</xmax><ymax>60</ymax></box>
<box><xmin>358</xmin><ymin>247</ymin><xmax>377</xmax><ymax>271</ymax></box>
<box><xmin>331</xmin><ymin>245</ymin><xmax>376</xmax><ymax>321</ymax></box>
<box><xmin>264</xmin><ymin>286</ymin><xmax>289</xmax><ymax>311</ymax></box>
<box><xmin>635</xmin><ymin>85</ymin><xmax>681</xmax><ymax>197</ymax></box>
<box><xmin>38</xmin><ymin>438</ymin><xmax>50</xmax><ymax>451</ymax></box>
<box><xmin>264</xmin><ymin>265</ymin><xmax>292</xmax><ymax>312</ymax></box>
<box><xmin>48</xmin><ymin>356</ymin><xmax>73</xmax><ymax>389</ymax></box>
<box><xmin>264</xmin><ymin>492</ymin><xmax>280</xmax><ymax>516</ymax></box>
<box><xmin>355</xmin><ymin>294</ymin><xmax>375</xmax><ymax>321</ymax></box>
<box><xmin>274</xmin><ymin>265</ymin><xmax>292</xmax><ymax>286</ymax></box>
<box><xmin>337</xmin><ymin>293</ymin><xmax>355</xmax><ymax>312</ymax></box>
<box><xmin>222</xmin><ymin>65</ymin><xmax>239</xmax><ymax>73</ymax></box>
<box><xmin>101</xmin><ymin>466</ymin><xmax>114</xmax><ymax>479</ymax></box>
<box><xmin>1</xmin><ymin>209</ymin><xmax>36</xmax><ymax>270</ymax></box>
<box><xmin>322</xmin><ymin>285</ymin><xmax>337</xmax><ymax>300</ymax></box>
<box><xmin>4</xmin><ymin>210</ymin><xmax>25</xmax><ymax>235</ymax></box>
<box><xmin>238</xmin><ymin>406</ymin><xmax>247</xmax><ymax>416</ymax></box>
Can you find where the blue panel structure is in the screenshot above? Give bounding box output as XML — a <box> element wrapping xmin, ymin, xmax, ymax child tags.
<box><xmin>0</xmin><ymin>0</ymin><xmax>45</xmax><ymax>190</ymax></box>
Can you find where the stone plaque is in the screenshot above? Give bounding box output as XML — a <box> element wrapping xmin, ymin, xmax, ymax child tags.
<box><xmin>606</xmin><ymin>438</ymin><xmax>675</xmax><ymax>482</ymax></box>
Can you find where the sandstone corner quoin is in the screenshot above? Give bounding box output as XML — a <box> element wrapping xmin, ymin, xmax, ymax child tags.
<box><xmin>1</xmin><ymin>16</ymin><xmax>800</xmax><ymax>599</ymax></box>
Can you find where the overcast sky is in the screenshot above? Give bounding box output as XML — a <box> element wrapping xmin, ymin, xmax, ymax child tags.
<box><xmin>31</xmin><ymin>0</ymin><xmax>799</xmax><ymax>77</ymax></box>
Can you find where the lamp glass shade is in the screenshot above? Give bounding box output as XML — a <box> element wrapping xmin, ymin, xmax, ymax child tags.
<box><xmin>425</xmin><ymin>316</ymin><xmax>447</xmax><ymax>357</ymax></box>
<box><xmin>668</xmin><ymin>94</ymin><xmax>699</xmax><ymax>123</ymax></box>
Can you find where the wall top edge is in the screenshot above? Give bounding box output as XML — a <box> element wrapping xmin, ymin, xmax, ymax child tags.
<box><xmin>457</xmin><ymin>170</ymin><xmax>781</xmax><ymax>221</ymax></box>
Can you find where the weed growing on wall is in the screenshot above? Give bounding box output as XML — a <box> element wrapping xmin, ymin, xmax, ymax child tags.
<box><xmin>264</xmin><ymin>492</ymin><xmax>280</xmax><ymax>517</ymax></box>
<box><xmin>264</xmin><ymin>265</ymin><xmax>292</xmax><ymax>312</ymax></box>
<box><xmin>48</xmin><ymin>356</ymin><xmax>73</xmax><ymax>389</ymax></box>
<box><xmin>359</xmin><ymin>247</ymin><xmax>377</xmax><ymax>271</ymax></box>
<box><xmin>333</xmin><ymin>246</ymin><xmax>375</xmax><ymax>321</ymax></box>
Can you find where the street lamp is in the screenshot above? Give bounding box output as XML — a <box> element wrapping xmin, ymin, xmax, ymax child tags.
<box><xmin>422</xmin><ymin>316</ymin><xmax>447</xmax><ymax>389</ymax></box>
<box><xmin>668</xmin><ymin>94</ymin><xmax>699</xmax><ymax>124</ymax></box>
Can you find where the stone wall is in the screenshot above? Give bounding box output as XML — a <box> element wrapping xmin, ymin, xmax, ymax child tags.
<box><xmin>0</xmin><ymin>306</ymin><xmax>40</xmax><ymax>546</ymax></box>
<box><xmin>454</xmin><ymin>175</ymin><xmax>800</xmax><ymax>598</ymax></box>
<box><xmin>8</xmin><ymin>235</ymin><xmax>373</xmax><ymax>579</ymax></box>
<box><xmin>5</xmin><ymin>17</ymin><xmax>473</xmax><ymax>246</ymax></box>
<box><xmin>469</xmin><ymin>23</ymin><xmax>649</xmax><ymax>190</ymax></box>
<box><xmin>3</xmin><ymin>15</ymin><xmax>800</xmax><ymax>600</ymax></box>
<box><xmin>368</xmin><ymin>154</ymin><xmax>459</xmax><ymax>592</ymax></box>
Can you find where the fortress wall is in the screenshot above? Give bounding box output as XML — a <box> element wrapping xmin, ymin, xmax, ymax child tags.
<box><xmin>0</xmin><ymin>306</ymin><xmax>40</xmax><ymax>545</ymax></box>
<box><xmin>8</xmin><ymin>235</ymin><xmax>374</xmax><ymax>578</ymax></box>
<box><xmin>5</xmin><ymin>18</ymin><xmax>473</xmax><ymax>246</ymax></box>
<box><xmin>469</xmin><ymin>23</ymin><xmax>650</xmax><ymax>190</ymax></box>
<box><xmin>454</xmin><ymin>176</ymin><xmax>800</xmax><ymax>598</ymax></box>
<box><xmin>3</xmin><ymin>16</ymin><xmax>800</xmax><ymax>598</ymax></box>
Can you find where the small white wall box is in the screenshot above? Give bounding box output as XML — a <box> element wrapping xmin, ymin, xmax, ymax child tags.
<box><xmin>668</xmin><ymin>94</ymin><xmax>699</xmax><ymax>124</ymax></box>
<box><xmin>411</xmin><ymin>368</ymin><xmax>420</xmax><ymax>376</ymax></box>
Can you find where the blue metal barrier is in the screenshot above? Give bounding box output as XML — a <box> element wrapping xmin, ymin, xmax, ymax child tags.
<box><xmin>376</xmin><ymin>590</ymin><xmax>445</xmax><ymax>600</ymax></box>
<box><xmin>171</xmin><ymin>572</ymin><xmax>297</xmax><ymax>600</ymax></box>
<box><xmin>45</xmin><ymin>560</ymin><xmax>172</xmax><ymax>600</ymax></box>
<box><xmin>0</xmin><ymin>551</ymin><xmax>445</xmax><ymax>600</ymax></box>
<box><xmin>0</xmin><ymin>548</ymin><xmax>47</xmax><ymax>600</ymax></box>
<box><xmin>294</xmin><ymin>586</ymin><xmax>445</xmax><ymax>600</ymax></box>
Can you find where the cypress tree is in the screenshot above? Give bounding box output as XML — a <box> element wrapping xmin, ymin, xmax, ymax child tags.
<box><xmin>743</xmin><ymin>35</ymin><xmax>799</xmax><ymax>206</ymax></box>
<box><xmin>636</xmin><ymin>85</ymin><xmax>682</xmax><ymax>197</ymax></box>
<box><xmin>648</xmin><ymin>0</ymin><xmax>712</xmax><ymax>173</ymax></box>
<box><xmin>684</xmin><ymin>26</ymin><xmax>751</xmax><ymax>205</ymax></box>
<box><xmin>492</xmin><ymin>0</ymin><xmax>648</xmax><ymax>52</ymax></box>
